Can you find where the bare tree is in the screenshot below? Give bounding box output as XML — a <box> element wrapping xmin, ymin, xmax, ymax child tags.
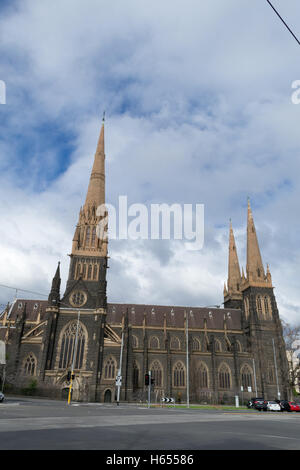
<box><xmin>282</xmin><ymin>320</ymin><xmax>300</xmax><ymax>395</ymax></box>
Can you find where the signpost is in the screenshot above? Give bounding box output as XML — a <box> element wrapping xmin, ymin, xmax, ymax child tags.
<box><xmin>0</xmin><ymin>340</ymin><xmax>6</xmax><ymax>393</ymax></box>
<box><xmin>148</xmin><ymin>370</ymin><xmax>151</xmax><ymax>409</ymax></box>
<box><xmin>116</xmin><ymin>375</ymin><xmax>122</xmax><ymax>387</ymax></box>
<box><xmin>161</xmin><ymin>397</ymin><xmax>176</xmax><ymax>407</ymax></box>
<box><xmin>116</xmin><ymin>331</ymin><xmax>124</xmax><ymax>406</ymax></box>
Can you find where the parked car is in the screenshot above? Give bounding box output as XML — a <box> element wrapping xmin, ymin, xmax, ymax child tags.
<box><xmin>253</xmin><ymin>399</ymin><xmax>266</xmax><ymax>411</ymax></box>
<box><xmin>275</xmin><ymin>400</ymin><xmax>300</xmax><ymax>412</ymax></box>
<box><xmin>247</xmin><ymin>397</ymin><xmax>264</xmax><ymax>409</ymax></box>
<box><xmin>262</xmin><ymin>400</ymin><xmax>281</xmax><ymax>412</ymax></box>
<box><xmin>277</xmin><ymin>400</ymin><xmax>291</xmax><ymax>411</ymax></box>
<box><xmin>0</xmin><ymin>392</ymin><xmax>4</xmax><ymax>403</ymax></box>
<box><xmin>285</xmin><ymin>401</ymin><xmax>300</xmax><ymax>412</ymax></box>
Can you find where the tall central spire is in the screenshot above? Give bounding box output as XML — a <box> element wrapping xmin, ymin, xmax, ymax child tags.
<box><xmin>71</xmin><ymin>118</ymin><xmax>108</xmax><ymax>259</ymax></box>
<box><xmin>85</xmin><ymin>119</ymin><xmax>105</xmax><ymax>209</ymax></box>
<box><xmin>63</xmin><ymin>117</ymin><xmax>108</xmax><ymax>309</ymax></box>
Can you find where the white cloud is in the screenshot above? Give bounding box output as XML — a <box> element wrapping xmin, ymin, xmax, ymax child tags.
<box><xmin>0</xmin><ymin>0</ymin><xmax>300</xmax><ymax>323</ymax></box>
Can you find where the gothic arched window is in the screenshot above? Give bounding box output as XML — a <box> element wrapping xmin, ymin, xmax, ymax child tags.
<box><xmin>91</xmin><ymin>227</ymin><xmax>96</xmax><ymax>246</ymax></box>
<box><xmin>244</xmin><ymin>297</ymin><xmax>250</xmax><ymax>320</ymax></box>
<box><xmin>218</xmin><ymin>363</ymin><xmax>231</xmax><ymax>390</ymax></box>
<box><xmin>93</xmin><ymin>264</ymin><xmax>98</xmax><ymax>280</ymax></box>
<box><xmin>173</xmin><ymin>362</ymin><xmax>185</xmax><ymax>387</ymax></box>
<box><xmin>256</xmin><ymin>295</ymin><xmax>263</xmax><ymax>318</ymax></box>
<box><xmin>58</xmin><ymin>321</ymin><xmax>87</xmax><ymax>370</ymax></box>
<box><xmin>85</xmin><ymin>227</ymin><xmax>91</xmax><ymax>246</ymax></box>
<box><xmin>263</xmin><ymin>296</ymin><xmax>272</xmax><ymax>319</ymax></box>
<box><xmin>23</xmin><ymin>353</ymin><xmax>37</xmax><ymax>376</ymax></box>
<box><xmin>149</xmin><ymin>336</ymin><xmax>159</xmax><ymax>349</ymax></box>
<box><xmin>104</xmin><ymin>356</ymin><xmax>117</xmax><ymax>380</ymax></box>
<box><xmin>215</xmin><ymin>339</ymin><xmax>222</xmax><ymax>352</ymax></box>
<box><xmin>151</xmin><ymin>360</ymin><xmax>163</xmax><ymax>387</ymax></box>
<box><xmin>241</xmin><ymin>364</ymin><xmax>253</xmax><ymax>389</ymax></box>
<box><xmin>87</xmin><ymin>264</ymin><xmax>92</xmax><ymax>279</ymax></box>
<box><xmin>197</xmin><ymin>362</ymin><xmax>209</xmax><ymax>389</ymax></box>
<box><xmin>132</xmin><ymin>335</ymin><xmax>138</xmax><ymax>349</ymax></box>
<box><xmin>82</xmin><ymin>263</ymin><xmax>87</xmax><ymax>279</ymax></box>
<box><xmin>192</xmin><ymin>337</ymin><xmax>201</xmax><ymax>351</ymax></box>
<box><xmin>170</xmin><ymin>336</ymin><xmax>180</xmax><ymax>350</ymax></box>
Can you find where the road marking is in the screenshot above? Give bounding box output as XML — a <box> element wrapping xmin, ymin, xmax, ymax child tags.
<box><xmin>223</xmin><ymin>431</ymin><xmax>300</xmax><ymax>441</ymax></box>
<box><xmin>1</xmin><ymin>410</ymin><xmax>300</xmax><ymax>433</ymax></box>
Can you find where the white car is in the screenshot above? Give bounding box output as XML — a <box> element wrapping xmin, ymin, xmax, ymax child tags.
<box><xmin>264</xmin><ymin>401</ymin><xmax>281</xmax><ymax>411</ymax></box>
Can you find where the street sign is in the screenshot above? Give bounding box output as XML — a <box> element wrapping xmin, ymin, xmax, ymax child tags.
<box><xmin>116</xmin><ymin>378</ymin><xmax>122</xmax><ymax>386</ymax></box>
<box><xmin>0</xmin><ymin>341</ymin><xmax>5</xmax><ymax>365</ymax></box>
<box><xmin>161</xmin><ymin>397</ymin><xmax>175</xmax><ymax>403</ymax></box>
<box><xmin>247</xmin><ymin>386</ymin><xmax>252</xmax><ymax>392</ymax></box>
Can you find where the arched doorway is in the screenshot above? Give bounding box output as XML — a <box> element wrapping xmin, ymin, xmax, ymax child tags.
<box><xmin>104</xmin><ymin>389</ymin><xmax>112</xmax><ymax>403</ymax></box>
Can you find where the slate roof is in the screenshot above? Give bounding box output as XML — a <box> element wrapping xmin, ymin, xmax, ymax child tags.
<box><xmin>106</xmin><ymin>303</ymin><xmax>241</xmax><ymax>330</ymax></box>
<box><xmin>0</xmin><ymin>300</ymin><xmax>242</xmax><ymax>331</ymax></box>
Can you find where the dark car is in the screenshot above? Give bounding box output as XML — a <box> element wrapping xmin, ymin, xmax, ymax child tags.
<box><xmin>254</xmin><ymin>400</ymin><xmax>266</xmax><ymax>411</ymax></box>
<box><xmin>247</xmin><ymin>397</ymin><xmax>264</xmax><ymax>409</ymax></box>
<box><xmin>0</xmin><ymin>392</ymin><xmax>4</xmax><ymax>403</ymax></box>
<box><xmin>276</xmin><ymin>400</ymin><xmax>291</xmax><ymax>412</ymax></box>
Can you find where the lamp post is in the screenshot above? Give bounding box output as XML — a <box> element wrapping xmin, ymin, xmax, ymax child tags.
<box><xmin>272</xmin><ymin>338</ymin><xmax>280</xmax><ymax>400</ymax></box>
<box><xmin>116</xmin><ymin>329</ymin><xmax>124</xmax><ymax>406</ymax></box>
<box><xmin>186</xmin><ymin>310</ymin><xmax>190</xmax><ymax>409</ymax></box>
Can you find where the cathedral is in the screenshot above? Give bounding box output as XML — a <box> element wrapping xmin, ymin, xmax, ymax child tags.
<box><xmin>0</xmin><ymin>120</ymin><xmax>290</xmax><ymax>404</ymax></box>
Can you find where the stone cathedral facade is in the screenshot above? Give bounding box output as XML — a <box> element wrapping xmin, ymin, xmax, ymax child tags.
<box><xmin>0</xmin><ymin>121</ymin><xmax>290</xmax><ymax>404</ymax></box>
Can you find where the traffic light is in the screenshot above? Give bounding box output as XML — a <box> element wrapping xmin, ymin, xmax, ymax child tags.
<box><xmin>67</xmin><ymin>371</ymin><xmax>71</xmax><ymax>382</ymax></box>
<box><xmin>151</xmin><ymin>378</ymin><xmax>154</xmax><ymax>386</ymax></box>
<box><xmin>71</xmin><ymin>373</ymin><xmax>75</xmax><ymax>381</ymax></box>
<box><xmin>145</xmin><ymin>373</ymin><xmax>149</xmax><ymax>386</ymax></box>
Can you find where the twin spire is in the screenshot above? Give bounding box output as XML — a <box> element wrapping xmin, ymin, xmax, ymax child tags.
<box><xmin>224</xmin><ymin>199</ymin><xmax>272</xmax><ymax>300</ymax></box>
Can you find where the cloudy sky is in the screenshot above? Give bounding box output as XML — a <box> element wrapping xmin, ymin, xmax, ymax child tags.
<box><xmin>0</xmin><ymin>0</ymin><xmax>300</xmax><ymax>323</ymax></box>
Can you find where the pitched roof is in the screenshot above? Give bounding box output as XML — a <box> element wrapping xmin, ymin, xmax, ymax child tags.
<box><xmin>1</xmin><ymin>300</ymin><xmax>242</xmax><ymax>330</ymax></box>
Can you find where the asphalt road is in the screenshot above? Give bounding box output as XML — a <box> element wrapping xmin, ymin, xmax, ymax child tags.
<box><xmin>1</xmin><ymin>396</ymin><xmax>300</xmax><ymax>450</ymax></box>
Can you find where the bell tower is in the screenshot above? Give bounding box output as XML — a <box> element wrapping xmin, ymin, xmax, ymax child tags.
<box><xmin>240</xmin><ymin>199</ymin><xmax>289</xmax><ymax>399</ymax></box>
<box><xmin>62</xmin><ymin>118</ymin><xmax>108</xmax><ymax>310</ymax></box>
